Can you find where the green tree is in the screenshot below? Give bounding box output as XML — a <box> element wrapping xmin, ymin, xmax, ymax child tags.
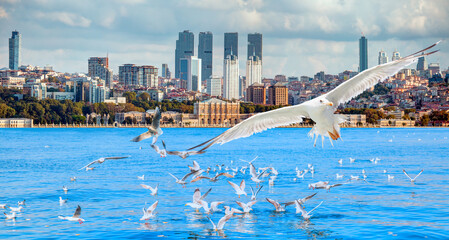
<box><xmin>0</xmin><ymin>103</ymin><xmax>16</xmax><ymax>118</ymax></box>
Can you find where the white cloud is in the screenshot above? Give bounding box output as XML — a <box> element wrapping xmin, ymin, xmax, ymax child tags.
<box><xmin>100</xmin><ymin>13</ymin><xmax>115</xmax><ymax>28</ymax></box>
<box><xmin>35</xmin><ymin>11</ymin><xmax>91</xmax><ymax>27</ymax></box>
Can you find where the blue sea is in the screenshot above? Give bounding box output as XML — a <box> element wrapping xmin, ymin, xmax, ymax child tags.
<box><xmin>1</xmin><ymin>127</ymin><xmax>449</xmax><ymax>239</ymax></box>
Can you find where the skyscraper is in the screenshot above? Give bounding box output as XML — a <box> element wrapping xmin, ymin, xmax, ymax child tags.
<box><xmin>378</xmin><ymin>50</ymin><xmax>388</xmax><ymax>65</ymax></box>
<box><xmin>417</xmin><ymin>54</ymin><xmax>428</xmax><ymax>71</ymax></box>
<box><xmin>181</xmin><ymin>56</ymin><xmax>202</xmax><ymax>92</ymax></box>
<box><xmin>9</xmin><ymin>30</ymin><xmax>21</xmax><ymax>70</ymax></box>
<box><xmin>392</xmin><ymin>50</ymin><xmax>401</xmax><ymax>61</ymax></box>
<box><xmin>223</xmin><ymin>55</ymin><xmax>239</xmax><ymax>100</ymax></box>
<box><xmin>359</xmin><ymin>36</ymin><xmax>368</xmax><ymax>72</ymax></box>
<box><xmin>198</xmin><ymin>32</ymin><xmax>213</xmax><ymax>83</ymax></box>
<box><xmin>118</xmin><ymin>64</ymin><xmax>158</xmax><ymax>88</ymax></box>
<box><xmin>247</xmin><ymin>33</ymin><xmax>262</xmax><ymax>61</ymax></box>
<box><xmin>175</xmin><ymin>30</ymin><xmax>194</xmax><ymax>78</ymax></box>
<box><xmin>88</xmin><ymin>57</ymin><xmax>113</xmax><ymax>88</ymax></box>
<box><xmin>161</xmin><ymin>63</ymin><xmax>171</xmax><ymax>78</ymax></box>
<box><xmin>246</xmin><ymin>55</ymin><xmax>262</xmax><ymax>88</ymax></box>
<box><xmin>224</xmin><ymin>32</ymin><xmax>238</xmax><ymax>59</ymax></box>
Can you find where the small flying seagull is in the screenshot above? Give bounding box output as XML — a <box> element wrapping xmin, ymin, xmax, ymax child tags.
<box><xmin>79</xmin><ymin>156</ymin><xmax>130</xmax><ymax>171</ymax></box>
<box><xmin>58</xmin><ymin>205</ymin><xmax>85</xmax><ymax>224</ymax></box>
<box><xmin>131</xmin><ymin>107</ymin><xmax>162</xmax><ymax>145</ymax></box>
<box><xmin>403</xmin><ymin>169</ymin><xmax>423</xmax><ymax>183</ymax></box>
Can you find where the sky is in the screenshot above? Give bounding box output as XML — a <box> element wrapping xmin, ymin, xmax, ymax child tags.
<box><xmin>0</xmin><ymin>0</ymin><xmax>448</xmax><ymax>78</ymax></box>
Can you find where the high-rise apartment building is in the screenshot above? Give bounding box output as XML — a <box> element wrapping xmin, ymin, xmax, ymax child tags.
<box><xmin>417</xmin><ymin>54</ymin><xmax>428</xmax><ymax>71</ymax></box>
<box><xmin>224</xmin><ymin>33</ymin><xmax>238</xmax><ymax>59</ymax></box>
<box><xmin>88</xmin><ymin>57</ymin><xmax>113</xmax><ymax>88</ymax></box>
<box><xmin>247</xmin><ymin>33</ymin><xmax>262</xmax><ymax>61</ymax></box>
<box><xmin>246</xmin><ymin>55</ymin><xmax>262</xmax><ymax>88</ymax></box>
<box><xmin>198</xmin><ymin>32</ymin><xmax>213</xmax><ymax>83</ymax></box>
<box><xmin>378</xmin><ymin>50</ymin><xmax>388</xmax><ymax>65</ymax></box>
<box><xmin>9</xmin><ymin>31</ymin><xmax>21</xmax><ymax>70</ymax></box>
<box><xmin>246</xmin><ymin>82</ymin><xmax>266</xmax><ymax>104</ymax></box>
<box><xmin>118</xmin><ymin>64</ymin><xmax>158</xmax><ymax>88</ymax></box>
<box><xmin>223</xmin><ymin>55</ymin><xmax>239</xmax><ymax>100</ymax></box>
<box><xmin>359</xmin><ymin>36</ymin><xmax>368</xmax><ymax>72</ymax></box>
<box><xmin>180</xmin><ymin>56</ymin><xmax>202</xmax><ymax>92</ymax></box>
<box><xmin>207</xmin><ymin>76</ymin><xmax>222</xmax><ymax>97</ymax></box>
<box><xmin>268</xmin><ymin>82</ymin><xmax>288</xmax><ymax>105</ymax></box>
<box><xmin>175</xmin><ymin>30</ymin><xmax>194</xmax><ymax>78</ymax></box>
<box><xmin>161</xmin><ymin>63</ymin><xmax>171</xmax><ymax>78</ymax></box>
<box><xmin>392</xmin><ymin>50</ymin><xmax>401</xmax><ymax>61</ymax></box>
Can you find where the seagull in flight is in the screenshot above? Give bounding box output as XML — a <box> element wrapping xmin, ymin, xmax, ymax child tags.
<box><xmin>228</xmin><ymin>180</ymin><xmax>247</xmax><ymax>198</ymax></box>
<box><xmin>130</xmin><ymin>107</ymin><xmax>162</xmax><ymax>144</ymax></box>
<box><xmin>59</xmin><ymin>197</ymin><xmax>68</xmax><ymax>205</ymax></box>
<box><xmin>169</xmin><ymin>171</ymin><xmax>196</xmax><ymax>187</ymax></box>
<box><xmin>58</xmin><ymin>205</ymin><xmax>85</xmax><ymax>224</ymax></box>
<box><xmin>79</xmin><ymin>156</ymin><xmax>130</xmax><ymax>170</ymax></box>
<box><xmin>141</xmin><ymin>184</ymin><xmax>159</xmax><ymax>196</ymax></box>
<box><xmin>266</xmin><ymin>198</ymin><xmax>286</xmax><ymax>212</ymax></box>
<box><xmin>236</xmin><ymin>200</ymin><xmax>257</xmax><ymax>213</ymax></box>
<box><xmin>151</xmin><ymin>143</ymin><xmax>167</xmax><ymax>158</ymax></box>
<box><xmin>4</xmin><ymin>212</ymin><xmax>16</xmax><ymax>220</ymax></box>
<box><xmin>403</xmin><ymin>169</ymin><xmax>424</xmax><ymax>183</ymax></box>
<box><xmin>283</xmin><ymin>193</ymin><xmax>318</xmax><ymax>207</ymax></box>
<box><xmin>250</xmin><ymin>185</ymin><xmax>263</xmax><ymax>201</ymax></box>
<box><xmin>186</xmin><ymin>42</ymin><xmax>440</xmax><ymax>151</ymax></box>
<box><xmin>191</xmin><ymin>172</ymin><xmax>234</xmax><ymax>183</ymax></box>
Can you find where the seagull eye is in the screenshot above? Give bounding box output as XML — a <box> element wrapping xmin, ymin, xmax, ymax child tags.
<box><xmin>320</xmin><ymin>100</ymin><xmax>323</xmax><ymax>103</ymax></box>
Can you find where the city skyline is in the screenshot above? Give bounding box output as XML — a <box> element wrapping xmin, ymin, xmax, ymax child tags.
<box><xmin>0</xmin><ymin>0</ymin><xmax>448</xmax><ymax>77</ymax></box>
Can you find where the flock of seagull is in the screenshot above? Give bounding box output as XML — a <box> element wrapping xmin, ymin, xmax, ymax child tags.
<box><xmin>2</xmin><ymin>106</ymin><xmax>425</xmax><ymax>234</ymax></box>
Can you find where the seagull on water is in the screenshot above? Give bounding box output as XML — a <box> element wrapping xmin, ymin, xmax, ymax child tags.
<box><xmin>59</xmin><ymin>197</ymin><xmax>68</xmax><ymax>205</ymax></box>
<box><xmin>308</xmin><ymin>181</ymin><xmax>329</xmax><ymax>190</ymax></box>
<box><xmin>336</xmin><ymin>173</ymin><xmax>344</xmax><ymax>179</ymax></box>
<box><xmin>4</xmin><ymin>212</ymin><xmax>16</xmax><ymax>220</ymax></box>
<box><xmin>130</xmin><ymin>107</ymin><xmax>162</xmax><ymax>145</ymax></box>
<box><xmin>403</xmin><ymin>169</ymin><xmax>424</xmax><ymax>183</ymax></box>
<box><xmin>236</xmin><ymin>200</ymin><xmax>257</xmax><ymax>213</ymax></box>
<box><xmin>141</xmin><ymin>184</ymin><xmax>159</xmax><ymax>196</ymax></box>
<box><xmin>186</xmin><ymin>42</ymin><xmax>440</xmax><ymax>151</ymax></box>
<box><xmin>266</xmin><ymin>198</ymin><xmax>286</xmax><ymax>212</ymax></box>
<box><xmin>58</xmin><ymin>205</ymin><xmax>84</xmax><ymax>224</ymax></box>
<box><xmin>249</xmin><ymin>162</ymin><xmax>267</xmax><ymax>186</ymax></box>
<box><xmin>137</xmin><ymin>175</ymin><xmax>145</xmax><ymax>180</ymax></box>
<box><xmin>224</xmin><ymin>206</ymin><xmax>244</xmax><ymax>215</ymax></box>
<box><xmin>18</xmin><ymin>200</ymin><xmax>26</xmax><ymax>206</ymax></box>
<box><xmin>186</xmin><ymin>188</ymin><xmax>212</xmax><ymax>212</ymax></box>
<box><xmin>140</xmin><ymin>201</ymin><xmax>158</xmax><ymax>221</ymax></box>
<box><xmin>228</xmin><ymin>180</ymin><xmax>247</xmax><ymax>198</ymax></box>
<box><xmin>62</xmin><ymin>186</ymin><xmax>68</xmax><ymax>194</ymax></box>
<box><xmin>295</xmin><ymin>200</ymin><xmax>323</xmax><ymax>221</ymax></box>
<box><xmin>9</xmin><ymin>206</ymin><xmax>23</xmax><ymax>212</ymax></box>
<box><xmin>79</xmin><ymin>156</ymin><xmax>130</xmax><ymax>171</ymax></box>
<box><xmin>208</xmin><ymin>214</ymin><xmax>233</xmax><ymax>231</ymax></box>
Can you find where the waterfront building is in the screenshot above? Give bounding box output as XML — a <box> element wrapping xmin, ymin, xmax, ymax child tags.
<box><xmin>118</xmin><ymin>64</ymin><xmax>158</xmax><ymax>88</ymax></box>
<box><xmin>88</xmin><ymin>57</ymin><xmax>113</xmax><ymax>88</ymax></box>
<box><xmin>194</xmin><ymin>98</ymin><xmax>240</xmax><ymax>125</ymax></box>
<box><xmin>0</xmin><ymin>118</ymin><xmax>33</xmax><ymax>128</ymax></box>
<box><xmin>9</xmin><ymin>31</ymin><xmax>21</xmax><ymax>70</ymax></box>
<box><xmin>359</xmin><ymin>35</ymin><xmax>368</xmax><ymax>72</ymax></box>
<box><xmin>246</xmin><ymin>82</ymin><xmax>266</xmax><ymax>104</ymax></box>
<box><xmin>247</xmin><ymin>33</ymin><xmax>262</xmax><ymax>61</ymax></box>
<box><xmin>268</xmin><ymin>82</ymin><xmax>288</xmax><ymax>105</ymax></box>
<box><xmin>206</xmin><ymin>76</ymin><xmax>222</xmax><ymax>97</ymax></box>
<box><xmin>175</xmin><ymin>30</ymin><xmax>194</xmax><ymax>78</ymax></box>
<box><xmin>378</xmin><ymin>50</ymin><xmax>388</xmax><ymax>65</ymax></box>
<box><xmin>223</xmin><ymin>54</ymin><xmax>239</xmax><ymax>100</ymax></box>
<box><xmin>198</xmin><ymin>32</ymin><xmax>213</xmax><ymax>83</ymax></box>
<box><xmin>148</xmin><ymin>88</ymin><xmax>164</xmax><ymax>102</ymax></box>
<box><xmin>246</xmin><ymin>55</ymin><xmax>262</xmax><ymax>88</ymax></box>
<box><xmin>224</xmin><ymin>32</ymin><xmax>238</xmax><ymax>59</ymax></box>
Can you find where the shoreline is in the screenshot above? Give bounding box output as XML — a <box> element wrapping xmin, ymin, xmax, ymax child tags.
<box><xmin>1</xmin><ymin>124</ymin><xmax>448</xmax><ymax>129</ymax></box>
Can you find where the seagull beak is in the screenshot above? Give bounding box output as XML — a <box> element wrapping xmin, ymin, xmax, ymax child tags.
<box><xmin>326</xmin><ymin>102</ymin><xmax>333</xmax><ymax>106</ymax></box>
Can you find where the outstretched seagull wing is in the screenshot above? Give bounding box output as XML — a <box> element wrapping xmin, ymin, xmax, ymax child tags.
<box><xmin>73</xmin><ymin>205</ymin><xmax>81</xmax><ymax>218</ymax></box>
<box><xmin>324</xmin><ymin>41</ymin><xmax>440</xmax><ymax>107</ymax></box>
<box><xmin>104</xmin><ymin>156</ymin><xmax>130</xmax><ymax>160</ymax></box>
<box><xmin>79</xmin><ymin>160</ymin><xmax>98</xmax><ymax>170</ymax></box>
<box><xmin>188</xmin><ymin>104</ymin><xmax>310</xmax><ymax>151</ymax></box>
